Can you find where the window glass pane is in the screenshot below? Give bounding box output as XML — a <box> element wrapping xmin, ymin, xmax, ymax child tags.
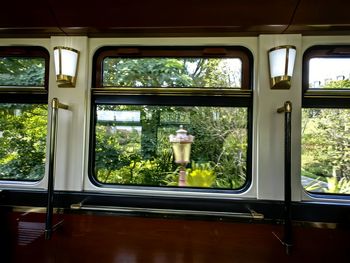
<box><xmin>0</xmin><ymin>57</ymin><xmax>46</xmax><ymax>87</ymax></box>
<box><xmin>302</xmin><ymin>108</ymin><xmax>350</xmax><ymax>194</ymax></box>
<box><xmin>94</xmin><ymin>105</ymin><xmax>248</xmax><ymax>189</ymax></box>
<box><xmin>102</xmin><ymin>58</ymin><xmax>242</xmax><ymax>88</ymax></box>
<box><xmin>309</xmin><ymin>58</ymin><xmax>350</xmax><ymax>89</ymax></box>
<box><xmin>0</xmin><ymin>104</ymin><xmax>48</xmax><ymax>181</ymax></box>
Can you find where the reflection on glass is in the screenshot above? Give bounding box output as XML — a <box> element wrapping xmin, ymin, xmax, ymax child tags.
<box><xmin>94</xmin><ymin>105</ymin><xmax>248</xmax><ymax>189</ymax></box>
<box><xmin>309</xmin><ymin>58</ymin><xmax>350</xmax><ymax>89</ymax></box>
<box><xmin>302</xmin><ymin>108</ymin><xmax>350</xmax><ymax>194</ymax></box>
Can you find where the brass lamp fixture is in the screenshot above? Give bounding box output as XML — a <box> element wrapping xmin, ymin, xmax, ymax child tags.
<box><xmin>53</xmin><ymin>46</ymin><xmax>80</xmax><ymax>87</ymax></box>
<box><xmin>268</xmin><ymin>45</ymin><xmax>296</xmax><ymax>89</ymax></box>
<box><xmin>169</xmin><ymin>125</ymin><xmax>194</xmax><ymax>186</ymax></box>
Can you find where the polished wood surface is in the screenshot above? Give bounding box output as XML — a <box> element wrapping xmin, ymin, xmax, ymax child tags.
<box><xmin>4</xmin><ymin>211</ymin><xmax>350</xmax><ymax>263</ymax></box>
<box><xmin>0</xmin><ymin>0</ymin><xmax>349</xmax><ymax>36</ymax></box>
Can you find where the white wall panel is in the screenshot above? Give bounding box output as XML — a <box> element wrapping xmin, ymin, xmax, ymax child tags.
<box><xmin>50</xmin><ymin>36</ymin><xmax>89</xmax><ymax>191</ymax></box>
<box><xmin>256</xmin><ymin>35</ymin><xmax>302</xmax><ymax>201</ymax></box>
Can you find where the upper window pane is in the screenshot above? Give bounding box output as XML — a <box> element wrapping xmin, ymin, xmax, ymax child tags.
<box><xmin>102</xmin><ymin>58</ymin><xmax>242</xmax><ymax>88</ymax></box>
<box><xmin>0</xmin><ymin>46</ymin><xmax>49</xmax><ymax>90</ymax></box>
<box><xmin>0</xmin><ymin>57</ymin><xmax>46</xmax><ymax>87</ymax></box>
<box><xmin>93</xmin><ymin>46</ymin><xmax>252</xmax><ymax>91</ymax></box>
<box><xmin>309</xmin><ymin>58</ymin><xmax>350</xmax><ymax>89</ymax></box>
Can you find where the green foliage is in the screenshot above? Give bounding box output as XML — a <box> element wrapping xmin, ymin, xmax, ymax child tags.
<box><xmin>323</xmin><ymin>79</ymin><xmax>350</xmax><ymax>89</ymax></box>
<box><xmin>302</xmin><ymin>100</ymin><xmax>350</xmax><ymax>194</ymax></box>
<box><xmin>94</xmin><ymin>105</ymin><xmax>248</xmax><ymax>189</ymax></box>
<box><xmin>162</xmin><ymin>167</ymin><xmax>180</xmax><ymax>186</ymax></box>
<box><xmin>0</xmin><ymin>57</ymin><xmax>45</xmax><ymax>86</ymax></box>
<box><xmin>95</xmin><ymin>126</ymin><xmax>141</xmax><ymax>182</ymax></box>
<box><xmin>187</xmin><ymin>107</ymin><xmax>247</xmax><ymax>189</ymax></box>
<box><xmin>97</xmin><ymin>157</ymin><xmax>173</xmax><ymax>186</ymax></box>
<box><xmin>103</xmin><ymin>58</ymin><xmax>241</xmax><ymax>88</ymax></box>
<box><xmin>302</xmin><ymin>108</ymin><xmax>350</xmax><ymax>181</ymax></box>
<box><xmin>0</xmin><ymin>104</ymin><xmax>48</xmax><ymax>180</ymax></box>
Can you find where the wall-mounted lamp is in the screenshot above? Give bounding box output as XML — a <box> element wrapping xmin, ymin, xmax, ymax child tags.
<box><xmin>53</xmin><ymin>46</ymin><xmax>79</xmax><ymax>87</ymax></box>
<box><xmin>268</xmin><ymin>45</ymin><xmax>296</xmax><ymax>89</ymax></box>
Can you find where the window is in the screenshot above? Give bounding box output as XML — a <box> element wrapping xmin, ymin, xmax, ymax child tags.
<box><xmin>0</xmin><ymin>47</ymin><xmax>49</xmax><ymax>181</ymax></box>
<box><xmin>91</xmin><ymin>47</ymin><xmax>253</xmax><ymax>191</ymax></box>
<box><xmin>302</xmin><ymin>45</ymin><xmax>350</xmax><ymax>195</ymax></box>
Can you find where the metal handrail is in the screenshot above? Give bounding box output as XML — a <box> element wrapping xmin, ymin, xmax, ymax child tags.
<box><xmin>45</xmin><ymin>98</ymin><xmax>69</xmax><ymax>240</ymax></box>
<box><xmin>70</xmin><ymin>202</ymin><xmax>264</xmax><ymax>220</ymax></box>
<box><xmin>277</xmin><ymin>101</ymin><xmax>293</xmax><ymax>255</ymax></box>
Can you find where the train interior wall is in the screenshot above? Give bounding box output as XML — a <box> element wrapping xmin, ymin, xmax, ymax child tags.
<box><xmin>0</xmin><ymin>33</ymin><xmax>350</xmax><ymax>262</ymax></box>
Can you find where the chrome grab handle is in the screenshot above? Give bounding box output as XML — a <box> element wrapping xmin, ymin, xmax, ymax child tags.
<box><xmin>45</xmin><ymin>98</ymin><xmax>69</xmax><ymax>240</ymax></box>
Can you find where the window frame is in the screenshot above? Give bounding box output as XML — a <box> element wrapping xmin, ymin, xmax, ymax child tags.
<box><xmin>0</xmin><ymin>46</ymin><xmax>49</xmax><ymax>182</ymax></box>
<box><xmin>89</xmin><ymin>46</ymin><xmax>253</xmax><ymax>194</ymax></box>
<box><xmin>303</xmin><ymin>45</ymin><xmax>350</xmax><ymax>108</ymax></box>
<box><xmin>92</xmin><ymin>46</ymin><xmax>252</xmax><ymax>95</ymax></box>
<box><xmin>302</xmin><ymin>45</ymin><xmax>350</xmax><ymax>198</ymax></box>
<box><xmin>0</xmin><ymin>46</ymin><xmax>49</xmax><ymax>103</ymax></box>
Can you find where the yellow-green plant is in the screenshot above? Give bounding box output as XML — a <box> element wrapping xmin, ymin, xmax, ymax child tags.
<box><xmin>162</xmin><ymin>167</ymin><xmax>180</xmax><ymax>186</ymax></box>
<box><xmin>325</xmin><ymin>177</ymin><xmax>350</xmax><ymax>194</ymax></box>
<box><xmin>304</xmin><ymin>176</ymin><xmax>323</xmax><ymax>192</ymax></box>
<box><xmin>186</xmin><ymin>162</ymin><xmax>216</xmax><ymax>187</ymax></box>
<box><xmin>305</xmin><ymin>176</ymin><xmax>350</xmax><ymax>194</ymax></box>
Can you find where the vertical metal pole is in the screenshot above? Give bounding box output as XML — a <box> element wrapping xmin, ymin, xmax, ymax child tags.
<box><xmin>277</xmin><ymin>101</ymin><xmax>293</xmax><ymax>255</ymax></box>
<box><xmin>178</xmin><ymin>166</ymin><xmax>186</xmax><ymax>186</ymax></box>
<box><xmin>45</xmin><ymin>98</ymin><xmax>68</xmax><ymax>240</ymax></box>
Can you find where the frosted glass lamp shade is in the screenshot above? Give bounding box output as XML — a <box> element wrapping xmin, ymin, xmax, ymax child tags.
<box><xmin>268</xmin><ymin>45</ymin><xmax>296</xmax><ymax>89</ymax></box>
<box><xmin>53</xmin><ymin>46</ymin><xmax>79</xmax><ymax>87</ymax></box>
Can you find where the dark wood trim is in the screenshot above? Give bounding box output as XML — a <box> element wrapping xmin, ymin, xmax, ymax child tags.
<box><xmin>1</xmin><ymin>190</ymin><xmax>350</xmax><ymax>224</ymax></box>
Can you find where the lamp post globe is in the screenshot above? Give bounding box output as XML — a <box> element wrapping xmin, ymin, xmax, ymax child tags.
<box><xmin>169</xmin><ymin>125</ymin><xmax>194</xmax><ymax>186</ymax></box>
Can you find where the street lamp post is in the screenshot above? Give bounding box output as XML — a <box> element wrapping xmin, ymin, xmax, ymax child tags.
<box><xmin>169</xmin><ymin>125</ymin><xmax>194</xmax><ymax>186</ymax></box>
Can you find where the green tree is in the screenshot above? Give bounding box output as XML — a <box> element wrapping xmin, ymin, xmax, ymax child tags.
<box><xmin>0</xmin><ymin>104</ymin><xmax>48</xmax><ymax>180</ymax></box>
<box><xmin>302</xmin><ymin>108</ymin><xmax>350</xmax><ymax>180</ymax></box>
<box><xmin>103</xmin><ymin>58</ymin><xmax>241</xmax><ymax>88</ymax></box>
<box><xmin>302</xmin><ymin>79</ymin><xmax>350</xmax><ymax>194</ymax></box>
<box><xmin>0</xmin><ymin>57</ymin><xmax>45</xmax><ymax>86</ymax></box>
